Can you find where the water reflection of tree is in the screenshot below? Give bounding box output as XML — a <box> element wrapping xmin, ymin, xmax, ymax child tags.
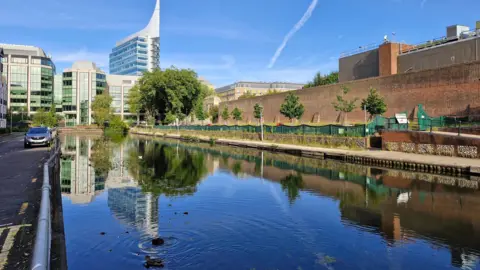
<box><xmin>90</xmin><ymin>137</ymin><xmax>113</xmax><ymax>178</ymax></box>
<box><xmin>127</xmin><ymin>141</ymin><xmax>208</xmax><ymax>197</ymax></box>
<box><xmin>281</xmin><ymin>173</ymin><xmax>304</xmax><ymax>204</ymax></box>
<box><xmin>231</xmin><ymin>161</ymin><xmax>242</xmax><ymax>176</ymax></box>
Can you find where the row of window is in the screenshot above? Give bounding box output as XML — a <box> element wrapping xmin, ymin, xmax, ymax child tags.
<box><xmin>5</xmin><ymin>57</ymin><xmax>54</xmax><ymax>67</ymax></box>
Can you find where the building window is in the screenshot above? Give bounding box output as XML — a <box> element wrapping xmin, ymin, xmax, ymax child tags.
<box><xmin>11</xmin><ymin>57</ymin><xmax>28</xmax><ymax>64</ymax></box>
<box><xmin>31</xmin><ymin>58</ymin><xmax>42</xmax><ymax>65</ymax></box>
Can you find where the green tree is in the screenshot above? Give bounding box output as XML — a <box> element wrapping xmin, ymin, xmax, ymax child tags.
<box><xmin>332</xmin><ymin>86</ymin><xmax>358</xmax><ymax>125</ymax></box>
<box><xmin>238</xmin><ymin>90</ymin><xmax>257</xmax><ymax>99</ymax></box>
<box><xmin>253</xmin><ymin>103</ymin><xmax>263</xmax><ymax>123</ymax></box>
<box><xmin>91</xmin><ymin>92</ymin><xmax>113</xmax><ymax>127</ymax></box>
<box><xmin>136</xmin><ymin>67</ymin><xmax>204</xmax><ymax>125</ymax></box>
<box><xmin>221</xmin><ymin>107</ymin><xmax>229</xmax><ymax>124</ymax></box>
<box><xmin>361</xmin><ymin>87</ymin><xmax>387</xmax><ymax>118</ymax></box>
<box><xmin>108</xmin><ymin>115</ymin><xmax>129</xmax><ymax>133</ymax></box>
<box><xmin>231</xmin><ymin>107</ymin><xmax>243</xmax><ymax>124</ymax></box>
<box><xmin>304</xmin><ymin>71</ymin><xmax>339</xmax><ymax>88</ymax></box>
<box><xmin>32</xmin><ymin>109</ymin><xmax>49</xmax><ymax>127</ymax></box>
<box><xmin>280</xmin><ymin>93</ymin><xmax>305</xmax><ymax>123</ymax></box>
<box><xmin>127</xmin><ymin>84</ymin><xmax>143</xmax><ymax>124</ymax></box>
<box><xmin>48</xmin><ymin>104</ymin><xmax>58</xmax><ymax>127</ymax></box>
<box><xmin>195</xmin><ymin>100</ymin><xmax>207</xmax><ymax>124</ymax></box>
<box><xmin>209</xmin><ymin>105</ymin><xmax>219</xmax><ymax>123</ymax></box>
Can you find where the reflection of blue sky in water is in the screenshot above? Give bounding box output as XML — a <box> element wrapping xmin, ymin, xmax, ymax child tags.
<box><xmin>61</xmin><ymin>135</ymin><xmax>480</xmax><ymax>270</ymax></box>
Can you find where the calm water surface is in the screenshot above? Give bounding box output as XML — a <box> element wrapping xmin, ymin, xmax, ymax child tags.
<box><xmin>60</xmin><ymin>135</ymin><xmax>480</xmax><ymax>270</ymax></box>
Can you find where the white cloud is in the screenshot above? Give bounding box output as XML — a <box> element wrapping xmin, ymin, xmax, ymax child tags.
<box><xmin>163</xmin><ymin>25</ymin><xmax>273</xmax><ymax>42</ymax></box>
<box><xmin>268</xmin><ymin>0</ymin><xmax>319</xmax><ymax>68</ymax></box>
<box><xmin>53</xmin><ymin>48</ymin><xmax>110</xmax><ymax>69</ymax></box>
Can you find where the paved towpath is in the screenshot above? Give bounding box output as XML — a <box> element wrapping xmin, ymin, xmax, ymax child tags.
<box><xmin>132</xmin><ymin>130</ymin><xmax>480</xmax><ymax>173</ymax></box>
<box><xmin>0</xmin><ymin>133</ymin><xmax>49</xmax><ymax>270</ymax></box>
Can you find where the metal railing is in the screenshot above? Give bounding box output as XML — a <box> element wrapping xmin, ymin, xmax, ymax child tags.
<box><xmin>31</xmin><ymin>137</ymin><xmax>61</xmax><ymax>270</ymax></box>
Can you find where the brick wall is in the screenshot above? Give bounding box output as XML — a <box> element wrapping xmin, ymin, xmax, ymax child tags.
<box><xmin>221</xmin><ymin>61</ymin><xmax>480</xmax><ymax>124</ymax></box>
<box><xmin>381</xmin><ymin>130</ymin><xmax>480</xmax><ymax>158</ymax></box>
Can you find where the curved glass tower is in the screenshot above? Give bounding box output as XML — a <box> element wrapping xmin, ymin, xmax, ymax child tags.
<box><xmin>109</xmin><ymin>0</ymin><xmax>160</xmax><ymax>75</ymax></box>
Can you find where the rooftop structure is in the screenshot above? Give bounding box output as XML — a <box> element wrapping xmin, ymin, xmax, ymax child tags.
<box><xmin>0</xmin><ymin>43</ymin><xmax>55</xmax><ymax>115</ymax></box>
<box><xmin>215</xmin><ymin>81</ymin><xmax>304</xmax><ymax>102</ymax></box>
<box><xmin>339</xmin><ymin>21</ymin><xmax>480</xmax><ymax>82</ymax></box>
<box><xmin>109</xmin><ymin>0</ymin><xmax>160</xmax><ymax>75</ymax></box>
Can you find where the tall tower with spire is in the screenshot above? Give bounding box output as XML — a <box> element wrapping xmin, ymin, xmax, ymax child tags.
<box><xmin>109</xmin><ymin>0</ymin><xmax>160</xmax><ymax>75</ymax></box>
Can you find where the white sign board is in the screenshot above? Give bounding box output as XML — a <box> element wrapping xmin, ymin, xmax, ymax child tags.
<box><xmin>395</xmin><ymin>113</ymin><xmax>408</xmax><ymax>124</ymax></box>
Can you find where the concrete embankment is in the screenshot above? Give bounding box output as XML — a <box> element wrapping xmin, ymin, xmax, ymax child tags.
<box><xmin>131</xmin><ymin>129</ymin><xmax>480</xmax><ymax>177</ymax></box>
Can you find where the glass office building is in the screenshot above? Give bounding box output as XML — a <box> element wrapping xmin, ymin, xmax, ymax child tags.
<box><xmin>0</xmin><ymin>44</ymin><xmax>55</xmax><ymax>115</ymax></box>
<box><xmin>62</xmin><ymin>61</ymin><xmax>106</xmax><ymax>126</ymax></box>
<box><xmin>109</xmin><ymin>0</ymin><xmax>160</xmax><ymax>75</ymax></box>
<box><xmin>106</xmin><ymin>74</ymin><xmax>140</xmax><ymax>121</ymax></box>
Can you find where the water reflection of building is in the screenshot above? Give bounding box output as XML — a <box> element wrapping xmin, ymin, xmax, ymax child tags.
<box><xmin>108</xmin><ymin>187</ymin><xmax>159</xmax><ymax>237</ymax></box>
<box><xmin>190</xmin><ymin>143</ymin><xmax>480</xmax><ymax>269</ymax></box>
<box><xmin>60</xmin><ymin>136</ymin><xmax>105</xmax><ymax>204</ymax></box>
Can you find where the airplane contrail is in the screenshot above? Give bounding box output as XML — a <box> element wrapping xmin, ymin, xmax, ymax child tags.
<box><xmin>268</xmin><ymin>0</ymin><xmax>319</xmax><ymax>69</ymax></box>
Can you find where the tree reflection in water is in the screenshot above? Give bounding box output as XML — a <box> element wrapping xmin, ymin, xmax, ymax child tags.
<box><xmin>281</xmin><ymin>173</ymin><xmax>304</xmax><ymax>204</ymax></box>
<box><xmin>90</xmin><ymin>137</ymin><xmax>113</xmax><ymax>178</ymax></box>
<box><xmin>127</xmin><ymin>140</ymin><xmax>208</xmax><ymax>197</ymax></box>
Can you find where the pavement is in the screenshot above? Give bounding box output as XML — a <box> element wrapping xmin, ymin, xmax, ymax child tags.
<box><xmin>0</xmin><ymin>133</ymin><xmax>50</xmax><ymax>270</ymax></box>
<box><xmin>429</xmin><ymin>130</ymin><xmax>480</xmax><ymax>139</ymax></box>
<box><xmin>133</xmin><ymin>130</ymin><xmax>480</xmax><ymax>171</ymax></box>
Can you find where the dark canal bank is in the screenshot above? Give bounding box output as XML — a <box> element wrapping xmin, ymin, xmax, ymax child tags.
<box><xmin>59</xmin><ymin>134</ymin><xmax>480</xmax><ymax>270</ymax></box>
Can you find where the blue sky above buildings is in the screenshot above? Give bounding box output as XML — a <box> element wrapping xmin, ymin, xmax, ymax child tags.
<box><xmin>1</xmin><ymin>0</ymin><xmax>480</xmax><ymax>87</ymax></box>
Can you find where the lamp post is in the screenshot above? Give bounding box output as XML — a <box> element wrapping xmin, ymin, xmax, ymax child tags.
<box><xmin>260</xmin><ymin>110</ymin><xmax>264</xmax><ymax>141</ymax></box>
<box><xmin>364</xmin><ymin>104</ymin><xmax>367</xmax><ymax>149</ymax></box>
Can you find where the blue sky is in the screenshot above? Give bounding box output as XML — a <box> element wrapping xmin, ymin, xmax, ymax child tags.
<box><xmin>1</xmin><ymin>0</ymin><xmax>480</xmax><ymax>87</ymax></box>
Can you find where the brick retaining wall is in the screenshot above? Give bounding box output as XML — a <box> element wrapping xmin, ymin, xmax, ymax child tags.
<box><xmin>382</xmin><ymin>131</ymin><xmax>480</xmax><ymax>158</ymax></box>
<box><xmin>221</xmin><ymin>61</ymin><xmax>480</xmax><ymax>124</ymax></box>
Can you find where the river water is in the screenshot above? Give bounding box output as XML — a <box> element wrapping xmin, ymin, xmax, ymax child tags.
<box><xmin>59</xmin><ymin>134</ymin><xmax>480</xmax><ymax>270</ymax></box>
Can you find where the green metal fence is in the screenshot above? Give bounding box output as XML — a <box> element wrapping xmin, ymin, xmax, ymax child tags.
<box><xmin>417</xmin><ymin>104</ymin><xmax>445</xmax><ymax>131</ymax></box>
<box><xmin>155</xmin><ymin>123</ymin><xmax>369</xmax><ymax>137</ymax></box>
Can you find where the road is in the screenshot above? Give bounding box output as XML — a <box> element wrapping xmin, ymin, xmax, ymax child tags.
<box><xmin>0</xmin><ymin>133</ymin><xmax>50</xmax><ymax>270</ymax></box>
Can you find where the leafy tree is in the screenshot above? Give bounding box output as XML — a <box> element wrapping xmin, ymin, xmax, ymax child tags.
<box><xmin>32</xmin><ymin>107</ymin><xmax>57</xmax><ymax>127</ymax></box>
<box><xmin>221</xmin><ymin>107</ymin><xmax>229</xmax><ymax>124</ymax></box>
<box><xmin>32</xmin><ymin>109</ymin><xmax>49</xmax><ymax>127</ymax></box>
<box><xmin>48</xmin><ymin>104</ymin><xmax>58</xmax><ymax>127</ymax></box>
<box><xmin>127</xmin><ymin>84</ymin><xmax>143</xmax><ymax>124</ymax></box>
<box><xmin>91</xmin><ymin>92</ymin><xmax>113</xmax><ymax>127</ymax></box>
<box><xmin>238</xmin><ymin>90</ymin><xmax>257</xmax><ymax>99</ymax></box>
<box><xmin>209</xmin><ymin>105</ymin><xmax>219</xmax><ymax>123</ymax></box>
<box><xmin>136</xmin><ymin>67</ymin><xmax>204</xmax><ymax>125</ymax></box>
<box><xmin>280</xmin><ymin>93</ymin><xmax>305</xmax><ymax>123</ymax></box>
<box><xmin>332</xmin><ymin>86</ymin><xmax>358</xmax><ymax>125</ymax></box>
<box><xmin>20</xmin><ymin>105</ymin><xmax>28</xmax><ymax>121</ymax></box>
<box><xmin>253</xmin><ymin>103</ymin><xmax>263</xmax><ymax>123</ymax></box>
<box><xmin>231</xmin><ymin>107</ymin><xmax>243</xmax><ymax>124</ymax></box>
<box><xmin>108</xmin><ymin>115</ymin><xmax>129</xmax><ymax>133</ymax></box>
<box><xmin>195</xmin><ymin>100</ymin><xmax>207</xmax><ymax>124</ymax></box>
<box><xmin>304</xmin><ymin>71</ymin><xmax>339</xmax><ymax>88</ymax></box>
<box><xmin>361</xmin><ymin>87</ymin><xmax>387</xmax><ymax>118</ymax></box>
